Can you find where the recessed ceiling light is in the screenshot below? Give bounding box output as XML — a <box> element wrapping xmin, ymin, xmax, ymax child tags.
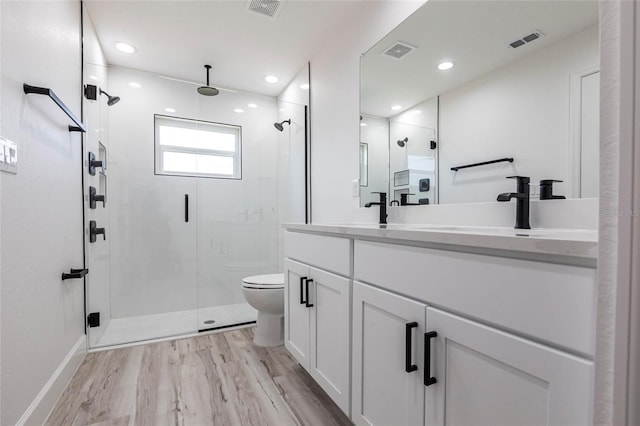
<box><xmin>248</xmin><ymin>103</ymin><xmax>258</xmax><ymax>108</ymax></box>
<box><xmin>264</xmin><ymin>75</ymin><xmax>278</xmax><ymax>83</ymax></box>
<box><xmin>115</xmin><ymin>41</ymin><xmax>136</xmax><ymax>54</ymax></box>
<box><xmin>89</xmin><ymin>75</ymin><xmax>98</xmax><ymax>80</ymax></box>
<box><xmin>360</xmin><ymin>122</ymin><xmax>367</xmax><ymax>127</ymax></box>
<box><xmin>234</xmin><ymin>108</ymin><xmax>245</xmax><ymax>113</ymax></box>
<box><xmin>128</xmin><ymin>82</ymin><xmax>141</xmax><ymax>88</ymax></box>
<box><xmin>412</xmin><ymin>110</ymin><xmax>422</xmax><ymax>114</ymax></box>
<box><xmin>165</xmin><ymin>107</ymin><xmax>176</xmax><ymax>113</ymax></box>
<box><xmin>437</xmin><ymin>61</ymin><xmax>454</xmax><ymax>71</ymax></box>
<box><xmin>391</xmin><ymin>105</ymin><xmax>403</xmax><ymax>111</ymax></box>
<box><xmin>300</xmin><ymin>83</ymin><xmax>310</xmax><ymax>90</ymax></box>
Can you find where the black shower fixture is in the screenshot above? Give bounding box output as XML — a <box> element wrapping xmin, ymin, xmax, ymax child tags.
<box><xmin>274</xmin><ymin>119</ymin><xmax>291</xmax><ymax>132</ymax></box>
<box><xmin>397</xmin><ymin>137</ymin><xmax>408</xmax><ymax>147</ymax></box>
<box><xmin>197</xmin><ymin>65</ymin><xmax>220</xmax><ymax>96</ymax></box>
<box><xmin>99</xmin><ymin>88</ymin><xmax>120</xmax><ymax>106</ymax></box>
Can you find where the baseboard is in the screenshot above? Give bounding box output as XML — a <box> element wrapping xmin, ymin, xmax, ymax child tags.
<box><xmin>16</xmin><ymin>335</ymin><xmax>87</xmax><ymax>426</ymax></box>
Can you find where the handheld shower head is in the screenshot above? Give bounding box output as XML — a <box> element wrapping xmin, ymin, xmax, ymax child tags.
<box><xmin>274</xmin><ymin>119</ymin><xmax>291</xmax><ymax>132</ymax></box>
<box><xmin>397</xmin><ymin>137</ymin><xmax>408</xmax><ymax>147</ymax></box>
<box><xmin>197</xmin><ymin>65</ymin><xmax>219</xmax><ymax>96</ymax></box>
<box><xmin>99</xmin><ymin>89</ymin><xmax>120</xmax><ymax>106</ymax></box>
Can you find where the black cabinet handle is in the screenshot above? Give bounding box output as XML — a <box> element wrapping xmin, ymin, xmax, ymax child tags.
<box><xmin>424</xmin><ymin>331</ymin><xmax>438</xmax><ymax>386</ymax></box>
<box><xmin>184</xmin><ymin>194</ymin><xmax>189</xmax><ymax>222</ymax></box>
<box><xmin>305</xmin><ymin>279</ymin><xmax>314</xmax><ymax>308</ymax></box>
<box><xmin>61</xmin><ymin>268</ymin><xmax>89</xmax><ymax>280</ymax></box>
<box><xmin>405</xmin><ymin>322</ymin><xmax>418</xmax><ymax>373</ymax></box>
<box><xmin>299</xmin><ymin>276</ymin><xmax>307</xmax><ymax>305</ymax></box>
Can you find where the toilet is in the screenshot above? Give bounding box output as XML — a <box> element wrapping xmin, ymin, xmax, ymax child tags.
<box><xmin>241</xmin><ymin>273</ymin><xmax>285</xmax><ymax>347</ymax></box>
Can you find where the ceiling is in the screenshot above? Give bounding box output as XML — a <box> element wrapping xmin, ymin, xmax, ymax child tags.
<box><xmin>361</xmin><ymin>0</ymin><xmax>599</xmax><ymax>118</ymax></box>
<box><xmin>84</xmin><ymin>0</ymin><xmax>371</xmax><ymax>97</ymax></box>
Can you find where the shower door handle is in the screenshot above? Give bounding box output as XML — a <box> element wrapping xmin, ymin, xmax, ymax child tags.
<box><xmin>184</xmin><ymin>194</ymin><xmax>189</xmax><ymax>222</ymax></box>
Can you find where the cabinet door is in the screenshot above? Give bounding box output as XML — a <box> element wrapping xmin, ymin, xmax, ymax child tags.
<box><xmin>352</xmin><ymin>282</ymin><xmax>426</xmax><ymax>426</ymax></box>
<box><xmin>308</xmin><ymin>267</ymin><xmax>351</xmax><ymax>414</ymax></box>
<box><xmin>284</xmin><ymin>259</ymin><xmax>310</xmax><ymax>368</ymax></box>
<box><xmin>425</xmin><ymin>307</ymin><xmax>593</xmax><ymax>426</ymax></box>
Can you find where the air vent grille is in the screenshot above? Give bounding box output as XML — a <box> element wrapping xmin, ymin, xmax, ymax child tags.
<box><xmin>247</xmin><ymin>0</ymin><xmax>283</xmax><ymax>19</ymax></box>
<box><xmin>383</xmin><ymin>42</ymin><xmax>416</xmax><ymax>59</ymax></box>
<box><xmin>509</xmin><ymin>30</ymin><xmax>543</xmax><ymax>49</ymax></box>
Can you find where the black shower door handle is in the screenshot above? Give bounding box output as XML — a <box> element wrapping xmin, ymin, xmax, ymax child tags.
<box><xmin>424</xmin><ymin>331</ymin><xmax>438</xmax><ymax>386</ymax></box>
<box><xmin>405</xmin><ymin>322</ymin><xmax>418</xmax><ymax>372</ymax></box>
<box><xmin>184</xmin><ymin>194</ymin><xmax>189</xmax><ymax>222</ymax></box>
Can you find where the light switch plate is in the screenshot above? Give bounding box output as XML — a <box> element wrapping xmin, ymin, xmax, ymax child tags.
<box><xmin>0</xmin><ymin>137</ymin><xmax>17</xmax><ymax>174</ymax></box>
<box><xmin>352</xmin><ymin>179</ymin><xmax>360</xmax><ymax>197</ymax></box>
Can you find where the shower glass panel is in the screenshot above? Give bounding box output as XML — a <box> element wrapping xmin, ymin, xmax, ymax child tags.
<box><xmin>84</xmin><ymin>62</ymin><xmax>306</xmax><ymax>348</ymax></box>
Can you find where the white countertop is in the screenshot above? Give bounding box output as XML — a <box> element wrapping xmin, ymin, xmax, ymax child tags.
<box><xmin>283</xmin><ymin>223</ymin><xmax>598</xmax><ymax>262</ymax></box>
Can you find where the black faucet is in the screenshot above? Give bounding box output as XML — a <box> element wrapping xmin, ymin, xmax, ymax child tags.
<box><xmin>365</xmin><ymin>192</ymin><xmax>387</xmax><ymax>225</ymax></box>
<box><xmin>400</xmin><ymin>193</ymin><xmax>419</xmax><ymax>206</ymax></box>
<box><xmin>497</xmin><ymin>176</ymin><xmax>531</xmax><ymax>229</ymax></box>
<box><xmin>539</xmin><ymin>179</ymin><xmax>566</xmax><ymax>200</ymax></box>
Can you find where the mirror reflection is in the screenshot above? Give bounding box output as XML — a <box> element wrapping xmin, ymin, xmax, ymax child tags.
<box><xmin>360</xmin><ymin>0</ymin><xmax>599</xmax><ymax>207</ymax></box>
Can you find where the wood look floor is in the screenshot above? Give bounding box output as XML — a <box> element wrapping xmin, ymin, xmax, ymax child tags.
<box><xmin>47</xmin><ymin>328</ymin><xmax>352</xmax><ymax>426</ymax></box>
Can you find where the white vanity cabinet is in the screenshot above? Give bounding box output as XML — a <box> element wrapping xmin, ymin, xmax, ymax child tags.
<box><xmin>283</xmin><ymin>231</ymin><xmax>352</xmax><ymax>414</ymax></box>
<box><xmin>425</xmin><ymin>307</ymin><xmax>592</xmax><ymax>426</ymax></box>
<box><xmin>352</xmin><ymin>282</ymin><xmax>426</xmax><ymax>426</ymax></box>
<box><xmin>283</xmin><ymin>225</ymin><xmax>597</xmax><ymax>425</ymax></box>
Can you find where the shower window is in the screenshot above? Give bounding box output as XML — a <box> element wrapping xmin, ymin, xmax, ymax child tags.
<box><xmin>154</xmin><ymin>115</ymin><xmax>242</xmax><ymax>179</ymax></box>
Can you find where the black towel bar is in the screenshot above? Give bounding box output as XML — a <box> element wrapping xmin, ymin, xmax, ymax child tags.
<box><xmin>23</xmin><ymin>84</ymin><xmax>87</xmax><ymax>133</ymax></box>
<box><xmin>451</xmin><ymin>157</ymin><xmax>514</xmax><ymax>172</ymax></box>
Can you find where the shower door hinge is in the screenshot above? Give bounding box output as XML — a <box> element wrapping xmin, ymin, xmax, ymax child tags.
<box><xmin>87</xmin><ymin>312</ymin><xmax>100</xmax><ymax>328</ymax></box>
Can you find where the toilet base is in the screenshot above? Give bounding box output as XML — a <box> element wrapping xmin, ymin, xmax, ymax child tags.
<box><xmin>253</xmin><ymin>311</ymin><xmax>284</xmax><ymax>347</ymax></box>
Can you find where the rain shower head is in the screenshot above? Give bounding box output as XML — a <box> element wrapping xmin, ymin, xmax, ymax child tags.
<box><xmin>274</xmin><ymin>119</ymin><xmax>291</xmax><ymax>132</ymax></box>
<box><xmin>397</xmin><ymin>137</ymin><xmax>408</xmax><ymax>147</ymax></box>
<box><xmin>197</xmin><ymin>65</ymin><xmax>220</xmax><ymax>96</ymax></box>
<box><xmin>99</xmin><ymin>88</ymin><xmax>120</xmax><ymax>106</ymax></box>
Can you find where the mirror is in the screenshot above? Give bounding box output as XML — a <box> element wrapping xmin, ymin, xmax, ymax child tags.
<box><xmin>360</xmin><ymin>0</ymin><xmax>599</xmax><ymax>206</ymax></box>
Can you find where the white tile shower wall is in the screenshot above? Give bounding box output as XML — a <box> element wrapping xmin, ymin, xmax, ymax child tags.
<box><xmin>107</xmin><ymin>67</ymin><xmax>279</xmax><ymax>319</ymax></box>
<box><xmin>82</xmin><ymin>7</ymin><xmax>112</xmax><ymax>348</ymax></box>
<box><xmin>0</xmin><ymin>1</ymin><xmax>86</xmax><ymax>424</ymax></box>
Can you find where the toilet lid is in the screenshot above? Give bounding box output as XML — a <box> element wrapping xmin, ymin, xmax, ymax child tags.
<box><xmin>242</xmin><ymin>273</ymin><xmax>285</xmax><ymax>288</ymax></box>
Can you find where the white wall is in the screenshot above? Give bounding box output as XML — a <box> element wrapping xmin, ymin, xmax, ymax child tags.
<box><xmin>438</xmin><ymin>25</ymin><xmax>599</xmax><ymax>204</ymax></box>
<box><xmin>359</xmin><ymin>115</ymin><xmax>389</xmax><ymax>205</ymax></box>
<box><xmin>309</xmin><ymin>0</ymin><xmax>425</xmax><ymax>223</ymax></box>
<box><xmin>1</xmin><ymin>1</ymin><xmax>86</xmax><ymax>424</ymax></box>
<box><xmin>107</xmin><ymin>67</ymin><xmax>279</xmax><ymax>319</ymax></box>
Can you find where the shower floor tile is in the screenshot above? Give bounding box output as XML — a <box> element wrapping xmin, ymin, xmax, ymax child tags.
<box><xmin>95</xmin><ymin>302</ymin><xmax>257</xmax><ymax>347</ymax></box>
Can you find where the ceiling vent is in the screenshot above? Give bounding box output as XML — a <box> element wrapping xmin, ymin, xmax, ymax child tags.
<box><xmin>246</xmin><ymin>0</ymin><xmax>283</xmax><ymax>19</ymax></box>
<box><xmin>509</xmin><ymin>30</ymin><xmax>544</xmax><ymax>49</ymax></box>
<box><xmin>383</xmin><ymin>42</ymin><xmax>416</xmax><ymax>60</ymax></box>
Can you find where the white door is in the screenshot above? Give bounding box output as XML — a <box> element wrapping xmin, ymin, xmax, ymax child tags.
<box><xmin>352</xmin><ymin>282</ymin><xmax>426</xmax><ymax>426</ymax></box>
<box><xmin>308</xmin><ymin>267</ymin><xmax>351</xmax><ymax>414</ymax></box>
<box><xmin>425</xmin><ymin>307</ymin><xmax>593</xmax><ymax>426</ymax></box>
<box><xmin>284</xmin><ymin>258</ymin><xmax>310</xmax><ymax>367</ymax></box>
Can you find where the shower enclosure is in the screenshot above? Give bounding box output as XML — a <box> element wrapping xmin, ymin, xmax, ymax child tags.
<box><xmin>82</xmin><ymin>57</ymin><xmax>309</xmax><ymax>347</ymax></box>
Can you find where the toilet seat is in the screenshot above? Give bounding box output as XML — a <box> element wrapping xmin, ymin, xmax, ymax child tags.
<box><xmin>242</xmin><ymin>273</ymin><xmax>284</xmax><ymax>290</ymax></box>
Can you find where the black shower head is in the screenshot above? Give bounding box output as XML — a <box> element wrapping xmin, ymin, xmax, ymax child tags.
<box><xmin>99</xmin><ymin>88</ymin><xmax>120</xmax><ymax>106</ymax></box>
<box><xmin>397</xmin><ymin>137</ymin><xmax>408</xmax><ymax>147</ymax></box>
<box><xmin>274</xmin><ymin>119</ymin><xmax>291</xmax><ymax>132</ymax></box>
<box><xmin>197</xmin><ymin>65</ymin><xmax>219</xmax><ymax>96</ymax></box>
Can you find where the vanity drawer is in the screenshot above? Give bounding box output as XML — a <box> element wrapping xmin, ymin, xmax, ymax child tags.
<box><xmin>284</xmin><ymin>231</ymin><xmax>351</xmax><ymax>276</ymax></box>
<box><xmin>354</xmin><ymin>240</ymin><xmax>596</xmax><ymax>356</ymax></box>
